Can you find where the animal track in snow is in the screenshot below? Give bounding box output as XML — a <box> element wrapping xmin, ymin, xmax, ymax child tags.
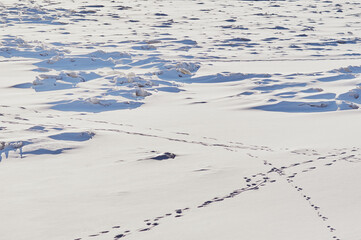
<box><xmin>77</xmin><ymin>147</ymin><xmax>361</xmax><ymax>240</ymax></box>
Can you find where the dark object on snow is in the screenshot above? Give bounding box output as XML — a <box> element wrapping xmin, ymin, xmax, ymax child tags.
<box><xmin>151</xmin><ymin>152</ymin><xmax>176</xmax><ymax>160</ymax></box>
<box><xmin>114</xmin><ymin>234</ymin><xmax>125</xmax><ymax>239</ymax></box>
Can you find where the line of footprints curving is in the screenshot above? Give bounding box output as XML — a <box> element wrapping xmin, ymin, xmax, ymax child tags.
<box><xmin>75</xmin><ymin>147</ymin><xmax>360</xmax><ymax>240</ymax></box>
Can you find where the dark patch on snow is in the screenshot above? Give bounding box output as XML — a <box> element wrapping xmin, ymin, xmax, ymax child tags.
<box><xmin>151</xmin><ymin>152</ymin><xmax>176</xmax><ymax>160</ymax></box>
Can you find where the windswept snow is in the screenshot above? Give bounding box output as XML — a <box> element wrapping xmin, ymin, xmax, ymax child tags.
<box><xmin>1</xmin><ymin>0</ymin><xmax>361</xmax><ymax>240</ymax></box>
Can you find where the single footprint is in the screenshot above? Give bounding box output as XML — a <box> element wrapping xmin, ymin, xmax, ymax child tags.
<box><xmin>114</xmin><ymin>233</ymin><xmax>125</xmax><ymax>239</ymax></box>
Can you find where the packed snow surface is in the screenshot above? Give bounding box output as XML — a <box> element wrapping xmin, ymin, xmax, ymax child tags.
<box><xmin>1</xmin><ymin>0</ymin><xmax>361</xmax><ymax>240</ymax></box>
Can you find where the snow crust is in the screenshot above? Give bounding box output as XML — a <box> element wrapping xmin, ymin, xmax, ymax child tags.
<box><xmin>1</xmin><ymin>0</ymin><xmax>361</xmax><ymax>240</ymax></box>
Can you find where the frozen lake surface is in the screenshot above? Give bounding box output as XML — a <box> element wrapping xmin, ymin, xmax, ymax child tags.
<box><xmin>1</xmin><ymin>1</ymin><xmax>361</xmax><ymax>240</ymax></box>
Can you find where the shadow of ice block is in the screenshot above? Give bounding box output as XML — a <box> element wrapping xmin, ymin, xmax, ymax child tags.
<box><xmin>303</xmin><ymin>93</ymin><xmax>336</xmax><ymax>100</ymax></box>
<box><xmin>156</xmin><ymin>87</ymin><xmax>183</xmax><ymax>93</ymax></box>
<box><xmin>49</xmin><ymin>132</ymin><xmax>94</xmax><ymax>142</ymax></box>
<box><xmin>50</xmin><ymin>99</ymin><xmax>143</xmax><ymax>113</ymax></box>
<box><xmin>35</xmin><ymin>56</ymin><xmax>116</xmax><ymax>71</ymax></box>
<box><xmin>317</xmin><ymin>74</ymin><xmax>355</xmax><ymax>82</ymax></box>
<box><xmin>253</xmin><ymin>101</ymin><xmax>338</xmax><ymax>113</ymax></box>
<box><xmin>23</xmin><ymin>148</ymin><xmax>73</xmax><ymax>155</ymax></box>
<box><xmin>337</xmin><ymin>89</ymin><xmax>361</xmax><ymax>104</ymax></box>
<box><xmin>253</xmin><ymin>82</ymin><xmax>306</xmax><ymax>91</ymax></box>
<box><xmin>184</xmin><ymin>73</ymin><xmax>269</xmax><ymax>84</ymax></box>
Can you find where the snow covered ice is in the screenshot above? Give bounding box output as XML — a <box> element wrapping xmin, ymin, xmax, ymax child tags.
<box><xmin>1</xmin><ymin>0</ymin><xmax>361</xmax><ymax>240</ymax></box>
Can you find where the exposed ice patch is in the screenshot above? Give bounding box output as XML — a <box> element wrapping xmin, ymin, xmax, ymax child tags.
<box><xmin>0</xmin><ymin>141</ymin><xmax>26</xmax><ymax>162</ymax></box>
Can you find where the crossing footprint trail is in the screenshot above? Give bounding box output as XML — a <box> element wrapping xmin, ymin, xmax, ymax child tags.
<box><xmin>3</xmin><ymin>104</ymin><xmax>349</xmax><ymax>240</ymax></box>
<box><xmin>2</xmin><ymin>101</ymin><xmax>359</xmax><ymax>240</ymax></box>
<box><xmin>74</xmin><ymin>146</ymin><xmax>361</xmax><ymax>240</ymax></box>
